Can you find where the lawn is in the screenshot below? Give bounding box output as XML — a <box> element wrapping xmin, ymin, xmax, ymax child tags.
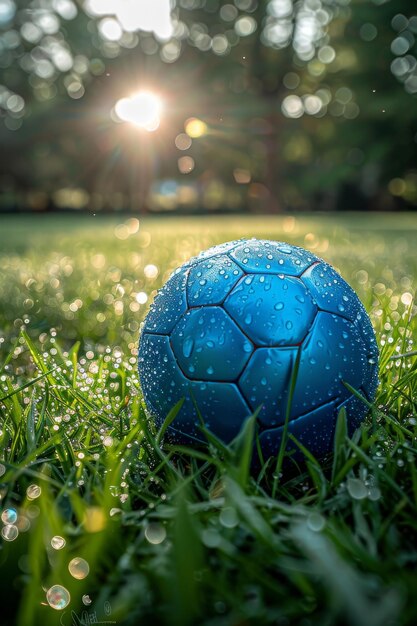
<box><xmin>0</xmin><ymin>212</ymin><xmax>416</xmax><ymax>626</ymax></box>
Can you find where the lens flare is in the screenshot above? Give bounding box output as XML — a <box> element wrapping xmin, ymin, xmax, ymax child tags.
<box><xmin>114</xmin><ymin>92</ymin><xmax>162</xmax><ymax>131</ymax></box>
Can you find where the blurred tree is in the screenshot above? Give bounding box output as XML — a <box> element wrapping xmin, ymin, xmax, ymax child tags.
<box><xmin>0</xmin><ymin>0</ymin><xmax>416</xmax><ymax>211</ymax></box>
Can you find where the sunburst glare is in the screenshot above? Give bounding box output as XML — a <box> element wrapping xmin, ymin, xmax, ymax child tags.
<box><xmin>114</xmin><ymin>91</ymin><xmax>163</xmax><ymax>131</ymax></box>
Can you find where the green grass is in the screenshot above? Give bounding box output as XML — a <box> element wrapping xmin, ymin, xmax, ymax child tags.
<box><xmin>0</xmin><ymin>213</ymin><xmax>416</xmax><ymax>626</ymax></box>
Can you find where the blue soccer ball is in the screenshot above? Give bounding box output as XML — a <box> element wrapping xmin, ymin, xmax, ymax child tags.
<box><xmin>138</xmin><ymin>239</ymin><xmax>378</xmax><ymax>461</ymax></box>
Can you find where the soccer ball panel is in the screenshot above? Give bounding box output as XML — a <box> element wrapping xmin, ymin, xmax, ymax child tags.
<box><xmin>230</xmin><ymin>240</ymin><xmax>317</xmax><ymax>275</ymax></box>
<box><xmin>302</xmin><ymin>261</ymin><xmax>369</xmax><ymax>327</ymax></box>
<box><xmin>142</xmin><ymin>269</ymin><xmax>188</xmax><ymax>335</ymax></box>
<box><xmin>301</xmin><ymin>261</ymin><xmax>379</xmax><ymax>381</ymax></box>
<box><xmin>239</xmin><ymin>347</ymin><xmax>297</xmax><ymax>428</ymax></box>
<box><xmin>170</xmin><ymin>306</ymin><xmax>253</xmax><ymax>381</ymax></box>
<box><xmin>188</xmin><ymin>240</ymin><xmax>242</xmax><ymax>265</ymax></box>
<box><xmin>291</xmin><ymin>311</ymin><xmax>370</xmax><ymax>416</ymax></box>
<box><xmin>138</xmin><ymin>333</ymin><xmax>252</xmax><ymax>445</ymax></box>
<box><xmin>164</xmin><ymin>382</ymin><xmax>251</xmax><ymax>445</ymax></box>
<box><xmin>187</xmin><ymin>254</ymin><xmax>244</xmax><ymax>306</ymax></box>
<box><xmin>337</xmin><ymin>393</ymin><xmax>370</xmax><ymax>435</ymax></box>
<box><xmin>224</xmin><ymin>273</ymin><xmax>317</xmax><ymax>346</ymax></box>
<box><xmin>259</xmin><ymin>399</ymin><xmax>338</xmax><ymax>461</ymax></box>
<box><xmin>138</xmin><ymin>333</ymin><xmax>202</xmax><ymax>441</ymax></box>
<box><xmin>188</xmin><ymin>381</ymin><xmax>252</xmax><ymax>443</ymax></box>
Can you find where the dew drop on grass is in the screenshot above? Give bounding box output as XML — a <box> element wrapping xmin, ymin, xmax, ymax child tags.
<box><xmin>26</xmin><ymin>484</ymin><xmax>41</xmax><ymax>500</ymax></box>
<box><xmin>110</xmin><ymin>507</ymin><xmax>122</xmax><ymax>517</ymax></box>
<box><xmin>68</xmin><ymin>557</ymin><xmax>90</xmax><ymax>580</ymax></box>
<box><xmin>51</xmin><ymin>535</ymin><xmax>66</xmax><ymax>550</ymax></box>
<box><xmin>307</xmin><ymin>512</ymin><xmax>326</xmax><ymax>532</ymax></box>
<box><xmin>368</xmin><ymin>486</ymin><xmax>381</xmax><ymax>501</ymax></box>
<box><xmin>46</xmin><ymin>585</ymin><xmax>71</xmax><ymax>610</ymax></box>
<box><xmin>219</xmin><ymin>507</ymin><xmax>238</xmax><ymax>529</ymax></box>
<box><xmin>347</xmin><ymin>477</ymin><xmax>368</xmax><ymax>500</ymax></box>
<box><xmin>82</xmin><ymin>595</ymin><xmax>92</xmax><ymax>606</ymax></box>
<box><xmin>202</xmin><ymin>528</ymin><xmax>221</xmax><ymax>548</ymax></box>
<box><xmin>0</xmin><ymin>464</ymin><xmax>5</xmax><ymax>477</ymax></box>
<box><xmin>145</xmin><ymin>522</ymin><xmax>166</xmax><ymax>545</ymax></box>
<box><xmin>1</xmin><ymin>524</ymin><xmax>18</xmax><ymax>541</ymax></box>
<box><xmin>1</xmin><ymin>508</ymin><xmax>18</xmax><ymax>524</ymax></box>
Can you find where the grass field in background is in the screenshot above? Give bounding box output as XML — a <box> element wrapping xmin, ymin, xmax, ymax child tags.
<box><xmin>0</xmin><ymin>213</ymin><xmax>416</xmax><ymax>626</ymax></box>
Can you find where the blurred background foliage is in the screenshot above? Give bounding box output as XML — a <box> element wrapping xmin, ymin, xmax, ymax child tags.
<box><xmin>0</xmin><ymin>0</ymin><xmax>416</xmax><ymax>213</ymax></box>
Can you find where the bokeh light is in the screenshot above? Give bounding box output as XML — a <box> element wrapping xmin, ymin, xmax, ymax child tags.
<box><xmin>185</xmin><ymin>118</ymin><xmax>207</xmax><ymax>138</ymax></box>
<box><xmin>86</xmin><ymin>0</ymin><xmax>173</xmax><ymax>39</ymax></box>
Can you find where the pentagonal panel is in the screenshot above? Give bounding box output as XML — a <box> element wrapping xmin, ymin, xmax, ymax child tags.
<box><xmin>259</xmin><ymin>400</ymin><xmax>337</xmax><ymax>462</ymax></box>
<box><xmin>142</xmin><ymin>269</ymin><xmax>188</xmax><ymax>335</ymax></box>
<box><xmin>230</xmin><ymin>240</ymin><xmax>317</xmax><ymax>276</ymax></box>
<box><xmin>224</xmin><ymin>274</ymin><xmax>317</xmax><ymax>346</ymax></box>
<box><xmin>239</xmin><ymin>347</ymin><xmax>297</xmax><ymax>428</ymax></box>
<box><xmin>187</xmin><ymin>254</ymin><xmax>244</xmax><ymax>306</ymax></box>
<box><xmin>138</xmin><ymin>333</ymin><xmax>251</xmax><ymax>444</ymax></box>
<box><xmin>291</xmin><ymin>311</ymin><xmax>369</xmax><ymax>417</ymax></box>
<box><xmin>171</xmin><ymin>306</ymin><xmax>253</xmax><ymax>381</ymax></box>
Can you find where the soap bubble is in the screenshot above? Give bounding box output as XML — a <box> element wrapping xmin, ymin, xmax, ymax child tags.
<box><xmin>51</xmin><ymin>535</ymin><xmax>66</xmax><ymax>550</ymax></box>
<box><xmin>46</xmin><ymin>585</ymin><xmax>71</xmax><ymax>610</ymax></box>
<box><xmin>1</xmin><ymin>508</ymin><xmax>18</xmax><ymax>524</ymax></box>
<box><xmin>68</xmin><ymin>557</ymin><xmax>90</xmax><ymax>579</ymax></box>
<box><xmin>26</xmin><ymin>484</ymin><xmax>42</xmax><ymax>500</ymax></box>
<box><xmin>1</xmin><ymin>524</ymin><xmax>19</xmax><ymax>541</ymax></box>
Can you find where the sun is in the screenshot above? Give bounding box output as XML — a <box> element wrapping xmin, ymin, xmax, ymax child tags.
<box><xmin>114</xmin><ymin>91</ymin><xmax>163</xmax><ymax>131</ymax></box>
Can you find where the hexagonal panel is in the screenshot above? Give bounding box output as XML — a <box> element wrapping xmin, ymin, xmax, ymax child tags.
<box><xmin>259</xmin><ymin>399</ymin><xmax>337</xmax><ymax>462</ymax></box>
<box><xmin>187</xmin><ymin>254</ymin><xmax>244</xmax><ymax>306</ymax></box>
<box><xmin>138</xmin><ymin>333</ymin><xmax>188</xmax><ymax>419</ymax></box>
<box><xmin>143</xmin><ymin>269</ymin><xmax>188</xmax><ymax>335</ymax></box>
<box><xmin>301</xmin><ymin>262</ymin><xmax>379</xmax><ymax>370</ymax></box>
<box><xmin>138</xmin><ymin>332</ymin><xmax>202</xmax><ymax>442</ymax></box>
<box><xmin>239</xmin><ymin>347</ymin><xmax>297</xmax><ymax>428</ymax></box>
<box><xmin>188</xmin><ymin>381</ymin><xmax>251</xmax><ymax>443</ymax></box>
<box><xmin>230</xmin><ymin>240</ymin><xmax>317</xmax><ymax>275</ymax></box>
<box><xmin>301</xmin><ymin>261</ymin><xmax>368</xmax><ymax>324</ymax></box>
<box><xmin>224</xmin><ymin>273</ymin><xmax>317</xmax><ymax>347</ymax></box>
<box><xmin>290</xmin><ymin>311</ymin><xmax>369</xmax><ymax>417</ymax></box>
<box><xmin>138</xmin><ymin>333</ymin><xmax>251</xmax><ymax>444</ymax></box>
<box><xmin>171</xmin><ymin>306</ymin><xmax>253</xmax><ymax>381</ymax></box>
